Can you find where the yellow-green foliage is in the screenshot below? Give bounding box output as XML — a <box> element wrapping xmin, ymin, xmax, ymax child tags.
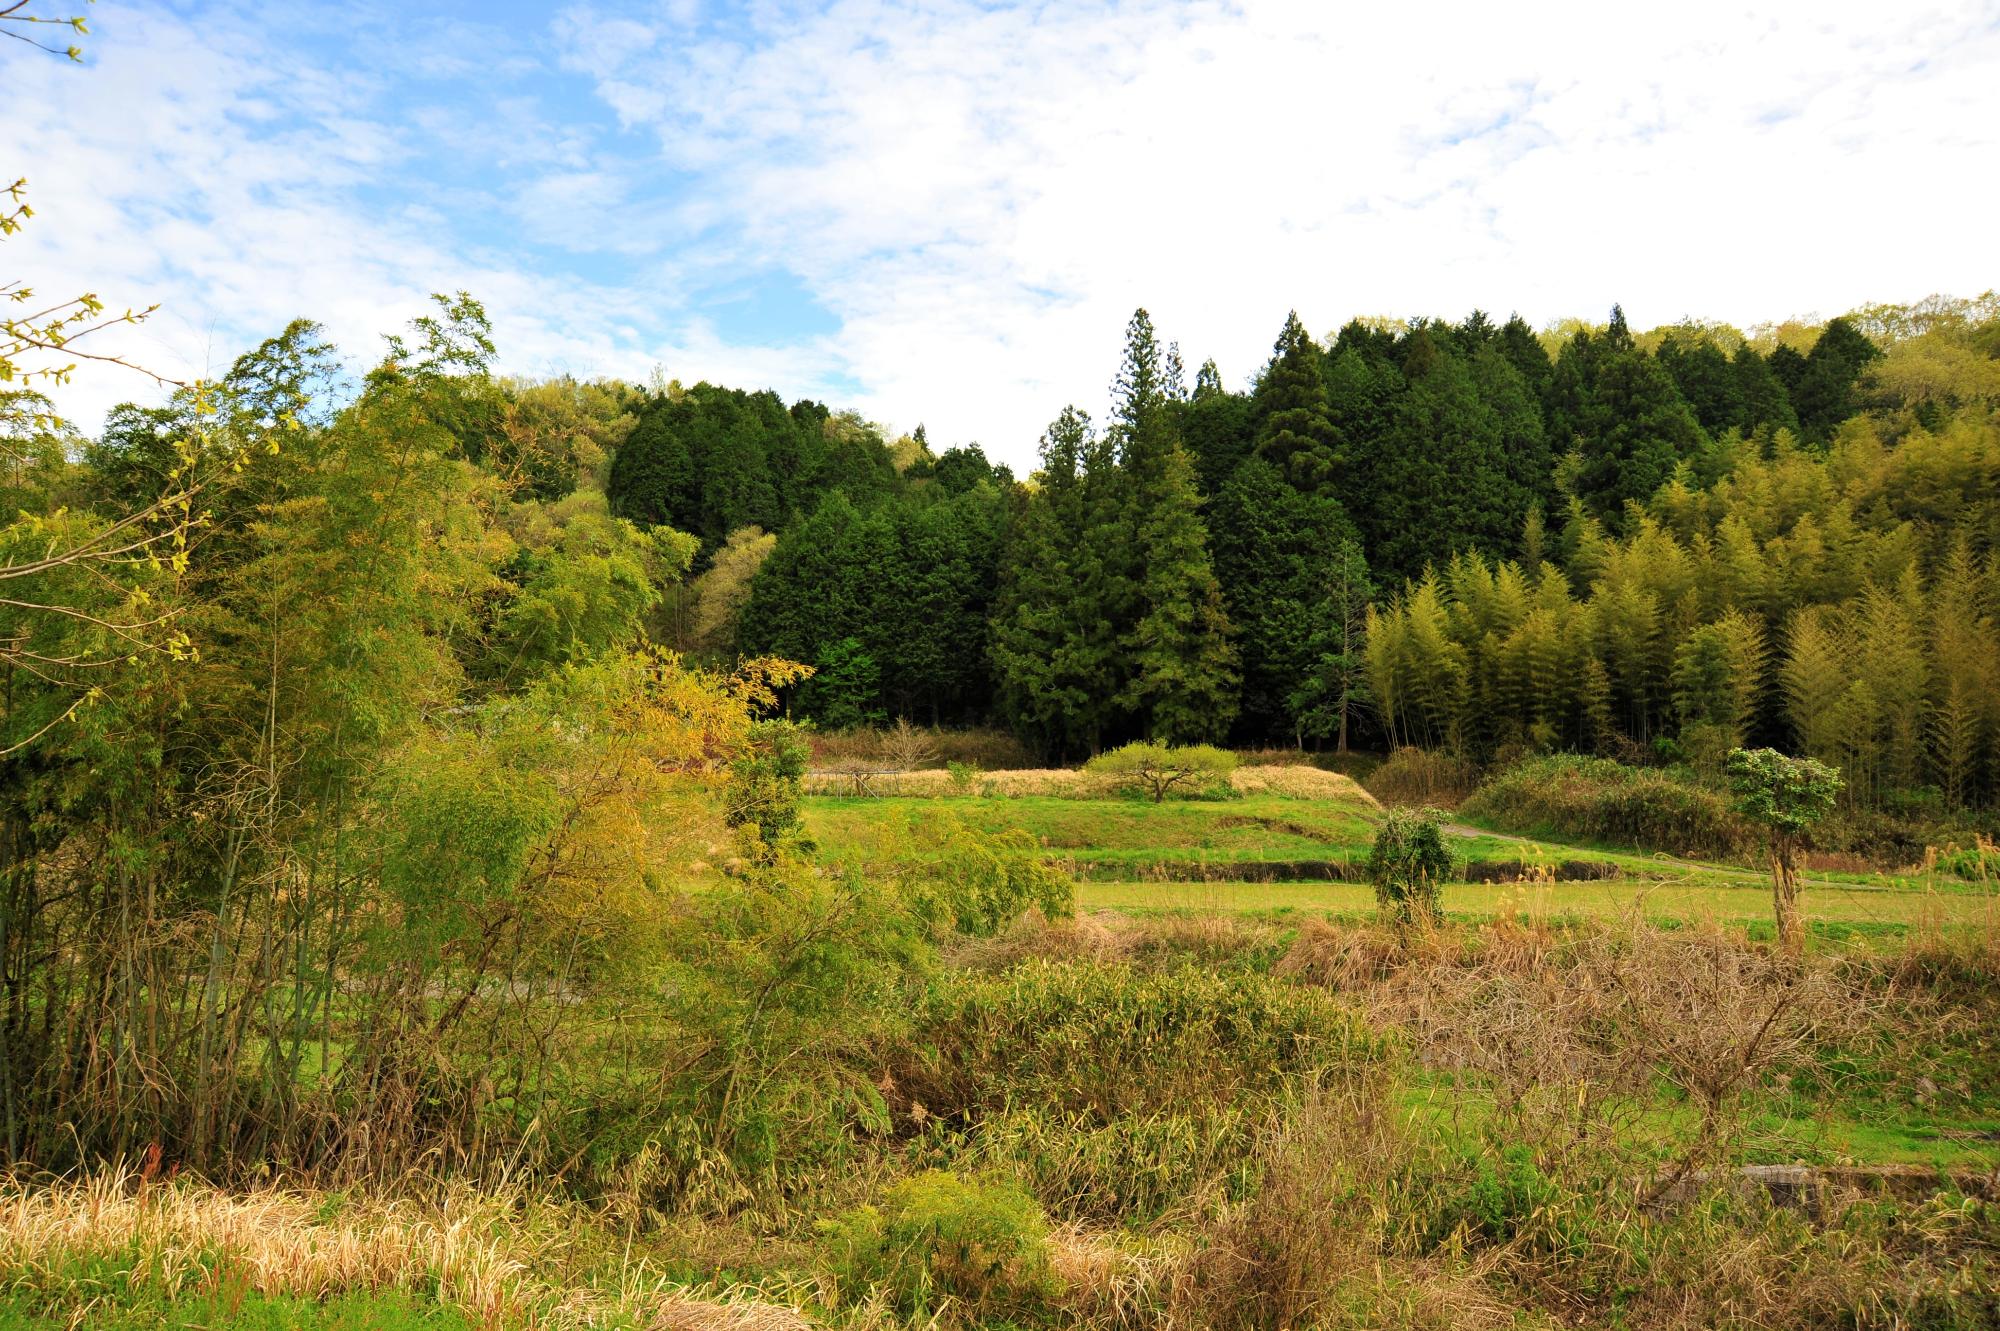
<box><xmin>821</xmin><ymin>1170</ymin><xmax>1063</xmax><ymax>1319</ymax></box>
<box><xmin>1462</xmin><ymin>753</ymin><xmax>1750</xmax><ymax>858</ymax></box>
<box><xmin>898</xmin><ymin>960</ymin><xmax>1384</xmax><ymax>1125</ymax></box>
<box><xmin>881</xmin><ymin>813</ymin><xmax>1076</xmax><ymax>937</ymax></box>
<box><xmin>1085</xmin><ymin>741</ymin><xmax>1239</xmax><ymax>801</ymax></box>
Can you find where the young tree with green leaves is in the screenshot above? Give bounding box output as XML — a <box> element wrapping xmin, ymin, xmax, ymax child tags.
<box><xmin>1725</xmin><ymin>747</ymin><xmax>1842</xmax><ymax>953</ymax></box>
<box><xmin>1367</xmin><ymin>807</ymin><xmax>1454</xmax><ymax>930</ymax></box>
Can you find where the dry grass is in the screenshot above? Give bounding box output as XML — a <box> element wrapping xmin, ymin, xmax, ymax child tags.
<box><xmin>1364</xmin><ymin>747</ymin><xmax>1482</xmax><ymax>809</ymax></box>
<box><xmin>804</xmin><ymin>765</ymin><xmax>1377</xmax><ymax>804</ymax></box>
<box><xmin>0</xmin><ymin>1171</ymin><xmax>817</xmax><ymax>1331</ymax></box>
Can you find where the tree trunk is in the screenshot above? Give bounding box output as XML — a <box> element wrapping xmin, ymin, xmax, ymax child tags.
<box><xmin>1337</xmin><ymin>698</ymin><xmax>1350</xmax><ymax>754</ymax></box>
<box><xmin>1771</xmin><ymin>840</ymin><xmax>1803</xmax><ymax>954</ymax></box>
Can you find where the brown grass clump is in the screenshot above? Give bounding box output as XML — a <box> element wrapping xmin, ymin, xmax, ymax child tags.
<box><xmin>0</xmin><ymin>1171</ymin><xmax>817</xmax><ymax>1331</ymax></box>
<box><xmin>945</xmin><ymin>910</ymin><xmax>1136</xmax><ymax>971</ymax></box>
<box><xmin>1273</xmin><ymin>919</ymin><xmax>1407</xmax><ymax>991</ymax></box>
<box><xmin>1365</xmin><ymin>747</ymin><xmax>1481</xmax><ymax>809</ymax></box>
<box><xmin>1170</xmin><ymin>1077</ymin><xmax>1516</xmax><ymax>1331</ymax></box>
<box><xmin>1046</xmin><ymin>1224</ymin><xmax>1176</xmax><ymax>1329</ymax></box>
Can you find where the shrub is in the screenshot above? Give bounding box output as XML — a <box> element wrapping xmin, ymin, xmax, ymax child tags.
<box><xmin>893</xmin><ymin>816</ymin><xmax>1076</xmax><ymax>937</ymax></box>
<box><xmin>1085</xmin><ymin>741</ymin><xmax>1238</xmax><ymax>802</ymax></box>
<box><xmin>1935</xmin><ymin>839</ymin><xmax>2000</xmax><ymax>882</ymax></box>
<box><xmin>724</xmin><ymin>719</ymin><xmax>811</xmax><ymax>855</ymax></box>
<box><xmin>1459</xmin><ymin>753</ymin><xmax>1749</xmax><ymax>858</ymax></box>
<box><xmin>1367</xmin><ymin>808</ymin><xmax>1453</xmax><ymax>928</ymax></box>
<box><xmin>821</xmin><ymin>1170</ymin><xmax>1063</xmax><ymax>1318</ymax></box>
<box><xmin>1364</xmin><ymin>746</ymin><xmax>1479</xmax><ymax>808</ymax></box>
<box><xmin>898</xmin><ymin>960</ymin><xmax>1383</xmax><ymax>1126</ymax></box>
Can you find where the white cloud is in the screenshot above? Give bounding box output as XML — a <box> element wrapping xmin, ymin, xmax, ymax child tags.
<box><xmin>10</xmin><ymin>0</ymin><xmax>1999</xmax><ymax>469</ymax></box>
<box><xmin>575</xmin><ymin>0</ymin><xmax>2000</xmax><ymax>462</ymax></box>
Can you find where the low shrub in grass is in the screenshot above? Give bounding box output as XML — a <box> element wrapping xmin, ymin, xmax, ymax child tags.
<box><xmin>897</xmin><ymin>960</ymin><xmax>1384</xmax><ymax>1126</ymax></box>
<box><xmin>1460</xmin><ymin>753</ymin><xmax>1749</xmax><ymax>858</ymax></box>
<box><xmin>1364</xmin><ymin>747</ymin><xmax>1480</xmax><ymax>808</ymax></box>
<box><xmin>1085</xmin><ymin>741</ymin><xmax>1238</xmax><ymax>802</ymax></box>
<box><xmin>917</xmin><ymin>1104</ymin><xmax>1267</xmax><ymax>1224</ymax></box>
<box><xmin>1934</xmin><ymin>839</ymin><xmax>2000</xmax><ymax>883</ymax></box>
<box><xmin>821</xmin><ymin>1170</ymin><xmax>1063</xmax><ymax>1320</ymax></box>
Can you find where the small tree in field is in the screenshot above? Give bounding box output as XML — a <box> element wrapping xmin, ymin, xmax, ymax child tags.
<box><xmin>1367</xmin><ymin>807</ymin><xmax>1454</xmax><ymax>929</ymax></box>
<box><xmin>1086</xmin><ymin>741</ymin><xmax>1237</xmax><ymax>802</ymax></box>
<box><xmin>1726</xmin><ymin>747</ymin><xmax>1842</xmax><ymax>954</ymax></box>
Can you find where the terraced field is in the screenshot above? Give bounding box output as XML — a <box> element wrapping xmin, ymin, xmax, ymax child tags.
<box><xmin>804</xmin><ymin>776</ymin><xmax>1999</xmax><ymax>940</ymax></box>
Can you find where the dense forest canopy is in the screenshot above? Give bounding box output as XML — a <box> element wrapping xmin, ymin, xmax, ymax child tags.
<box><xmin>11</xmin><ymin>290</ymin><xmax>2000</xmax><ymax>798</ymax></box>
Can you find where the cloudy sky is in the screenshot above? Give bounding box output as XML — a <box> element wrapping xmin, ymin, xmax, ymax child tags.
<box><xmin>10</xmin><ymin>0</ymin><xmax>1999</xmax><ymax>466</ymax></box>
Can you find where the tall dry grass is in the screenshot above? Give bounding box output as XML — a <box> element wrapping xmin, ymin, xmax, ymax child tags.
<box><xmin>0</xmin><ymin>1170</ymin><xmax>816</xmax><ymax>1330</ymax></box>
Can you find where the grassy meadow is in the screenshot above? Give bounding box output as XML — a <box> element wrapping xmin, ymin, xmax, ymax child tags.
<box><xmin>7</xmin><ymin>757</ymin><xmax>1999</xmax><ymax>1329</ymax></box>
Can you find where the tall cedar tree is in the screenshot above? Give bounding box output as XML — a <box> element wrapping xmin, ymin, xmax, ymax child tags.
<box><xmin>1364</xmin><ymin>330</ymin><xmax>1531</xmax><ymax>584</ymax></box>
<box><xmin>1657</xmin><ymin>334</ymin><xmax>1745</xmax><ymax>438</ymax></box>
<box><xmin>1209</xmin><ymin>456</ymin><xmax>1360</xmax><ymax>741</ymax></box>
<box><xmin>1730</xmin><ymin>344</ymin><xmax>1801</xmax><ymax>437</ymax></box>
<box><xmin>1792</xmin><ymin>317</ymin><xmax>1883</xmax><ymax>442</ymax></box>
<box><xmin>1181</xmin><ymin>358</ymin><xmax>1255</xmax><ymax>495</ymax></box>
<box><xmin>1110</xmin><ymin>309</ymin><xmax>1238</xmax><ymax>742</ymax></box>
<box><xmin>1553</xmin><ymin>307</ymin><xmax>1706</xmax><ymax>524</ymax></box>
<box><xmin>990</xmin><ymin>408</ymin><xmax>1122</xmax><ymax>755</ymax></box>
<box><xmin>1252</xmin><ymin>311</ymin><xmax>1342</xmax><ymax>492</ymax></box>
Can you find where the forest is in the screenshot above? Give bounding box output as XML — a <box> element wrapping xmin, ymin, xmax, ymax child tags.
<box><xmin>614</xmin><ymin>292</ymin><xmax>2000</xmax><ymax>820</ymax></box>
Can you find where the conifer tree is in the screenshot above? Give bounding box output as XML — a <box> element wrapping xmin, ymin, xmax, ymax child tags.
<box><xmin>1657</xmin><ymin>333</ymin><xmax>1745</xmax><ymax>437</ymax></box>
<box><xmin>990</xmin><ymin>407</ymin><xmax>1120</xmax><ymax>755</ymax></box>
<box><xmin>1120</xmin><ymin>443</ymin><xmax>1239</xmax><ymax>743</ymax></box>
<box><xmin>1252</xmin><ymin>311</ymin><xmax>1341</xmax><ymax>492</ymax></box>
<box><xmin>1793</xmin><ymin>317</ymin><xmax>1883</xmax><ymax>441</ymax></box>
<box><xmin>1210</xmin><ymin>457</ymin><xmax>1358</xmax><ymax>740</ymax></box>
<box><xmin>1730</xmin><ymin>344</ymin><xmax>1801</xmax><ymax>437</ymax></box>
<box><xmin>1291</xmin><ymin>537</ymin><xmax>1375</xmax><ymax>751</ymax></box>
<box><xmin>1182</xmin><ymin>358</ymin><xmax>1255</xmax><ymax>496</ymax></box>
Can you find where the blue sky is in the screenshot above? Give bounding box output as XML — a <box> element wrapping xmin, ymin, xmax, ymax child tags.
<box><xmin>11</xmin><ymin>0</ymin><xmax>2000</xmax><ymax>465</ymax></box>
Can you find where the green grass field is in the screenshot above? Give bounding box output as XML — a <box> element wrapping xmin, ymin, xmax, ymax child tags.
<box><xmin>805</xmin><ymin>789</ymin><xmax>1999</xmax><ymax>936</ymax></box>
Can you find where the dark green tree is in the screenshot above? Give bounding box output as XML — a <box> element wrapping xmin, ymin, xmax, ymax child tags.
<box><xmin>1252</xmin><ymin>311</ymin><xmax>1341</xmax><ymax>492</ymax></box>
<box><xmin>1792</xmin><ymin>317</ymin><xmax>1882</xmax><ymax>441</ymax></box>
<box><xmin>1209</xmin><ymin>457</ymin><xmax>1358</xmax><ymax>740</ymax></box>
<box><xmin>990</xmin><ymin>407</ymin><xmax>1121</xmax><ymax>755</ymax></box>
<box><xmin>1119</xmin><ymin>444</ymin><xmax>1238</xmax><ymax>743</ymax></box>
<box><xmin>1730</xmin><ymin>344</ymin><xmax>1801</xmax><ymax>437</ymax></box>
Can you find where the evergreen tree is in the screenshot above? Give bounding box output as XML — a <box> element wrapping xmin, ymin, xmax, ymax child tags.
<box><xmin>990</xmin><ymin>408</ymin><xmax>1121</xmax><ymax>755</ymax></box>
<box><xmin>1557</xmin><ymin>310</ymin><xmax>1707</xmax><ymax>524</ymax></box>
<box><xmin>1251</xmin><ymin>311</ymin><xmax>1341</xmax><ymax>492</ymax></box>
<box><xmin>1210</xmin><ymin>457</ymin><xmax>1359</xmax><ymax>740</ymax></box>
<box><xmin>1792</xmin><ymin>317</ymin><xmax>1883</xmax><ymax>441</ymax></box>
<box><xmin>1365</xmin><ymin>337</ymin><xmax>1524</xmax><ymax>583</ymax></box>
<box><xmin>1730</xmin><ymin>344</ymin><xmax>1801</xmax><ymax>437</ymax></box>
<box><xmin>1657</xmin><ymin>333</ymin><xmax>1745</xmax><ymax>438</ymax></box>
<box><xmin>1182</xmin><ymin>359</ymin><xmax>1255</xmax><ymax>496</ymax></box>
<box><xmin>1119</xmin><ymin>444</ymin><xmax>1239</xmax><ymax>742</ymax></box>
<box><xmin>1291</xmin><ymin>537</ymin><xmax>1375</xmax><ymax>751</ymax></box>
